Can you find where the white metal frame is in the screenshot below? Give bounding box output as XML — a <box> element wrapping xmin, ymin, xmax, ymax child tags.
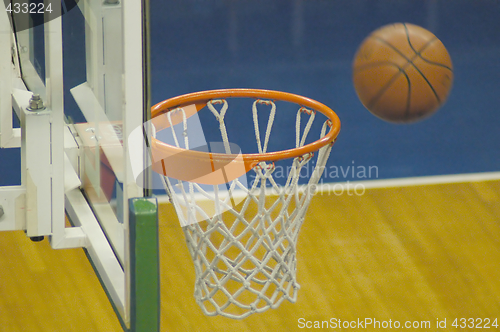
<box><xmin>0</xmin><ymin>0</ymin><xmax>145</xmax><ymax>328</ymax></box>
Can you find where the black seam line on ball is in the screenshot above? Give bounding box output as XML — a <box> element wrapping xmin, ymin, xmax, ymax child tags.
<box><xmin>404</xmin><ymin>69</ymin><xmax>412</xmax><ymax>120</ymax></box>
<box><xmin>402</xmin><ymin>23</ymin><xmax>442</xmax><ymax>104</ymax></box>
<box><xmin>371</xmin><ymin>34</ymin><xmax>441</xmax><ymax>104</ymax></box>
<box><xmin>403</xmin><ymin>23</ymin><xmax>453</xmax><ymax>71</ymax></box>
<box><xmin>366</xmin><ymin>63</ymin><xmax>410</xmax><ymax>111</ymax></box>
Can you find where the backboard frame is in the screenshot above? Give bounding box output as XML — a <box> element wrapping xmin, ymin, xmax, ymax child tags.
<box><xmin>0</xmin><ymin>0</ymin><xmax>157</xmax><ymax>330</ymax></box>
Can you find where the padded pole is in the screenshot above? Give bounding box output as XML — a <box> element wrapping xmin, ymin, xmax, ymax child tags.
<box><xmin>129</xmin><ymin>197</ymin><xmax>160</xmax><ymax>332</ymax></box>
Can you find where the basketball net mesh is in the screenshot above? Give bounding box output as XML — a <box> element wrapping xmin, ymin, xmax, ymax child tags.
<box><xmin>159</xmin><ymin>98</ymin><xmax>333</xmax><ymax>319</ymax></box>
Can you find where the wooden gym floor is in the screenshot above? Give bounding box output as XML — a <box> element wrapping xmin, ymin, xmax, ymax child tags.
<box><xmin>1</xmin><ymin>179</ymin><xmax>500</xmax><ymax>331</ymax></box>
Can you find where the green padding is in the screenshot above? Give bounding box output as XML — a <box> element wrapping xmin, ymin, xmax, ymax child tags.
<box><xmin>129</xmin><ymin>197</ymin><xmax>160</xmax><ymax>332</ymax></box>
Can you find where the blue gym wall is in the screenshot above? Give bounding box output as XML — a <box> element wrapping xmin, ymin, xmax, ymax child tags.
<box><xmin>1</xmin><ymin>0</ymin><xmax>499</xmax><ymax>186</ymax></box>
<box><xmin>150</xmin><ymin>0</ymin><xmax>500</xmax><ymax>185</ymax></box>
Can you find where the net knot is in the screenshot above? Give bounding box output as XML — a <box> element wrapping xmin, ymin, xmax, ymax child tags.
<box><xmin>299</xmin><ymin>107</ymin><xmax>315</xmax><ymax>116</ymax></box>
<box><xmin>209</xmin><ymin>99</ymin><xmax>226</xmax><ymax>106</ymax></box>
<box><xmin>297</xmin><ymin>152</ymin><xmax>314</xmax><ymax>162</ymax></box>
<box><xmin>308</xmin><ymin>184</ymin><xmax>318</xmax><ymax>195</ymax></box>
<box><xmin>254</xmin><ymin>161</ymin><xmax>275</xmax><ymax>173</ymax></box>
<box><xmin>255</xmin><ymin>99</ymin><xmax>274</xmax><ymax>106</ymax></box>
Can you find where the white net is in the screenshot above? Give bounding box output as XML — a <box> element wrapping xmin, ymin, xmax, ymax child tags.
<box><xmin>158</xmin><ymin>98</ymin><xmax>334</xmax><ymax>319</ymax></box>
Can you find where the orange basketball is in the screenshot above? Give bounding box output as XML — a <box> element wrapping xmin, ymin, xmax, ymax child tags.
<box><xmin>353</xmin><ymin>23</ymin><xmax>453</xmax><ymax>123</ymax></box>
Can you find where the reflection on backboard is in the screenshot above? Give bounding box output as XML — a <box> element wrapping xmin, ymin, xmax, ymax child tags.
<box><xmin>1</xmin><ymin>0</ymin><xmax>157</xmax><ymax>330</ymax></box>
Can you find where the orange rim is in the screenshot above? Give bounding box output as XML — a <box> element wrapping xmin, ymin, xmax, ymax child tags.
<box><xmin>151</xmin><ymin>89</ymin><xmax>341</xmax><ymax>164</ymax></box>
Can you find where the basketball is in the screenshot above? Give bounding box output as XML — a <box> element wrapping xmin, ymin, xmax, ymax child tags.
<box><xmin>352</xmin><ymin>23</ymin><xmax>453</xmax><ymax>123</ymax></box>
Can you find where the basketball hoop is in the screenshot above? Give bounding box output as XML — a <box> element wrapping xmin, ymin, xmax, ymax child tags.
<box><xmin>150</xmin><ymin>89</ymin><xmax>340</xmax><ymax>319</ymax></box>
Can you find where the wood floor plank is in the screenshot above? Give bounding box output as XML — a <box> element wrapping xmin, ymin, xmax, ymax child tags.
<box><xmin>1</xmin><ymin>180</ymin><xmax>500</xmax><ymax>331</ymax></box>
<box><xmin>0</xmin><ymin>231</ymin><xmax>122</xmax><ymax>332</ymax></box>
